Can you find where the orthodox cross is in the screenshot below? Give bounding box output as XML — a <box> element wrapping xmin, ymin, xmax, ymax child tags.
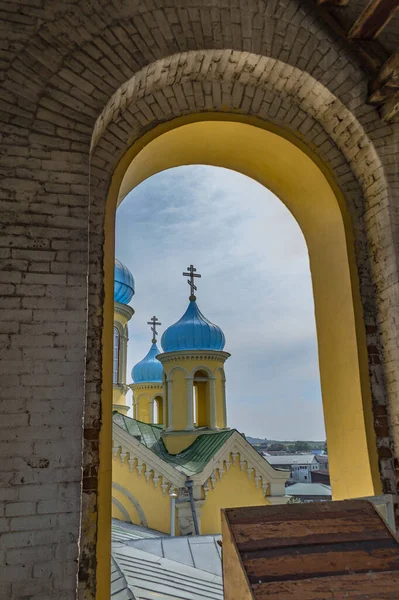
<box><xmin>147</xmin><ymin>315</ymin><xmax>161</xmax><ymax>344</ymax></box>
<box><xmin>183</xmin><ymin>264</ymin><xmax>201</xmax><ymax>300</ymax></box>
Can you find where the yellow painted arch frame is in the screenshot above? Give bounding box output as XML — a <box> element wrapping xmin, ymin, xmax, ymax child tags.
<box><xmin>99</xmin><ymin>113</ymin><xmax>381</xmax><ymax>596</ymax></box>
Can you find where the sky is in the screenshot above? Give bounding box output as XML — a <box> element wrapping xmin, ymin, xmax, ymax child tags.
<box><xmin>115</xmin><ymin>165</ymin><xmax>326</xmax><ymax>441</ymax></box>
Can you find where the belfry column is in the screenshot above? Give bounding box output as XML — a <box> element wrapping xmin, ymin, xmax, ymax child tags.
<box><xmin>166</xmin><ymin>377</ymin><xmax>173</xmax><ymax>430</ymax></box>
<box><xmin>186</xmin><ymin>376</ymin><xmax>194</xmax><ymax>430</ymax></box>
<box><xmin>210</xmin><ymin>376</ymin><xmax>218</xmax><ymax>429</ymax></box>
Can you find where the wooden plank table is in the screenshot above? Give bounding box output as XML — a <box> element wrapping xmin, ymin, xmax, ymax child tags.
<box><xmin>222</xmin><ymin>500</ymin><xmax>399</xmax><ymax>599</ymax></box>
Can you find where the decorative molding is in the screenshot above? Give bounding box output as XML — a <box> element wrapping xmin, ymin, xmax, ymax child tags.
<box><xmin>130</xmin><ymin>382</ymin><xmax>163</xmax><ymax>391</ymax></box>
<box><xmin>189</xmin><ymin>431</ymin><xmax>289</xmax><ymax>497</ymax></box>
<box><xmin>157</xmin><ymin>350</ymin><xmax>231</xmax><ymax>365</ymax></box>
<box><xmin>113</xmin><ymin>420</ymin><xmax>288</xmax><ymax>499</ymax></box>
<box><xmin>203</xmin><ymin>482</ymin><xmax>209</xmax><ymax>499</ymax></box>
<box><xmin>112</xmin><ymin>497</ymin><xmax>131</xmax><ymax>523</ymax></box>
<box><xmin>113</xmin><ymin>422</ymin><xmax>186</xmax><ymax>488</ymax></box>
<box><xmin>112</xmin><ymin>482</ymin><xmax>147</xmax><ymax>527</ymax></box>
<box><xmin>114</xmin><ymin>302</ymin><xmax>135</xmax><ymax>321</ymax></box>
<box><xmin>136</xmin><ymin>461</ymin><xmax>143</xmax><ymax>478</ymax></box>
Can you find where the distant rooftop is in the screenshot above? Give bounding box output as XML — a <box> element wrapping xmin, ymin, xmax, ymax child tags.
<box><xmin>286</xmin><ymin>483</ymin><xmax>332</xmax><ymax>497</ymax></box>
<box><xmin>263</xmin><ymin>454</ymin><xmax>317</xmax><ymax>466</ymax></box>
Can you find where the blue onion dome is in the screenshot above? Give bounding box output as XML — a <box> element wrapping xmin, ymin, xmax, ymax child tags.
<box><xmin>132</xmin><ymin>343</ymin><xmax>163</xmax><ymax>383</ymax></box>
<box><xmin>161</xmin><ymin>300</ymin><xmax>225</xmax><ymax>352</ymax></box>
<box><xmin>114</xmin><ymin>258</ymin><xmax>135</xmax><ymax>304</ymax></box>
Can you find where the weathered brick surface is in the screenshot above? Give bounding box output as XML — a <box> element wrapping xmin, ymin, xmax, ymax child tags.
<box><xmin>0</xmin><ymin>1</ymin><xmax>398</xmax><ymax>599</ymax></box>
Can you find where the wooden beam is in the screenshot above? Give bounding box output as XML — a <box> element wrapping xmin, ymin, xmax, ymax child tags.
<box><xmin>310</xmin><ymin>0</ymin><xmax>389</xmax><ymax>74</ymax></box>
<box><xmin>316</xmin><ymin>0</ymin><xmax>350</xmax><ymax>5</ymax></box>
<box><xmin>380</xmin><ymin>91</ymin><xmax>399</xmax><ymax>121</ymax></box>
<box><xmin>348</xmin><ymin>0</ymin><xmax>399</xmax><ymax>39</ymax></box>
<box><xmin>370</xmin><ymin>48</ymin><xmax>399</xmax><ymax>121</ymax></box>
<box><xmin>309</xmin><ymin>0</ymin><xmax>398</xmax><ymax>121</ymax></box>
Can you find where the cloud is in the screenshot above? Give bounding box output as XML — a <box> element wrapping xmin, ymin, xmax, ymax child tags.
<box><xmin>116</xmin><ymin>165</ymin><xmax>325</xmax><ymax>440</ymax></box>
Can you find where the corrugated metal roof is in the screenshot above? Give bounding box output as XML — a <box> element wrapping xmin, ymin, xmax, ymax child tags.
<box><xmin>113</xmin><ymin>412</ymin><xmax>236</xmax><ymax>476</ymax></box>
<box><xmin>113</xmin><ymin>546</ymin><xmax>223</xmax><ymax>600</ymax></box>
<box><xmin>112</xmin><ymin>519</ymin><xmax>166</xmax><ymax>543</ymax></box>
<box><xmin>125</xmin><ymin>535</ymin><xmax>222</xmax><ymax>577</ymax></box>
<box><xmin>112</xmin><ymin>519</ymin><xmax>223</xmax><ymax>600</ymax></box>
<box><xmin>111</xmin><ymin>556</ymin><xmax>136</xmax><ymax>599</ymax></box>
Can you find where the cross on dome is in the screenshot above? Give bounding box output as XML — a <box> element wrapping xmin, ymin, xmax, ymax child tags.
<box><xmin>183</xmin><ymin>264</ymin><xmax>201</xmax><ymax>301</ymax></box>
<box><xmin>147</xmin><ymin>315</ymin><xmax>161</xmax><ymax>344</ymax></box>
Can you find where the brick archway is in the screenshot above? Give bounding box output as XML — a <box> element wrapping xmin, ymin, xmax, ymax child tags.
<box><xmin>1</xmin><ymin>2</ymin><xmax>398</xmax><ymax>599</ymax></box>
<box><xmin>87</xmin><ymin>49</ymin><xmax>398</xmax><ymax>595</ymax></box>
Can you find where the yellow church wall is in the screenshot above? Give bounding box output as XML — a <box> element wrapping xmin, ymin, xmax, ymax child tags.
<box><xmin>112</xmin><ymin>453</ymin><xmax>172</xmax><ymax>534</ymax></box>
<box><xmin>170</xmin><ymin>368</ymin><xmax>188</xmax><ymax>430</ymax></box>
<box><xmin>162</xmin><ymin>431</ymin><xmax>199</xmax><ymax>454</ymax></box>
<box><xmin>136</xmin><ymin>392</ymin><xmax>151</xmax><ymax>422</ymax></box>
<box><xmin>112</xmin><ymin>387</ymin><xmax>129</xmax><ymax>415</ymax></box>
<box><xmin>111</xmin><ymin>501</ymin><xmax>128</xmax><ymax>522</ymax></box>
<box><xmin>200</xmin><ymin>461</ymin><xmax>270</xmax><ymax>535</ymax></box>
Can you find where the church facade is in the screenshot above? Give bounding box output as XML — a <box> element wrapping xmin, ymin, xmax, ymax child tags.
<box><xmin>111</xmin><ymin>261</ymin><xmax>288</xmax><ymax>535</ymax></box>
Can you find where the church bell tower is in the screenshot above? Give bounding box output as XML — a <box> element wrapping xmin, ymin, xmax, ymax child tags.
<box><xmin>157</xmin><ymin>265</ymin><xmax>230</xmax><ymax>452</ymax></box>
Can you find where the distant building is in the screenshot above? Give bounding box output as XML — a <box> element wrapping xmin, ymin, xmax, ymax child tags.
<box><xmin>286</xmin><ymin>483</ymin><xmax>332</xmax><ymax>502</ymax></box>
<box><xmin>263</xmin><ymin>453</ymin><xmax>329</xmax><ymax>482</ymax></box>
<box><xmin>311</xmin><ymin>469</ymin><xmax>330</xmax><ymax>485</ymax></box>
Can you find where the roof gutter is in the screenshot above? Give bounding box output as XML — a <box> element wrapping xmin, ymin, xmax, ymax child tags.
<box><xmin>185</xmin><ymin>479</ymin><xmax>200</xmax><ymax>535</ymax></box>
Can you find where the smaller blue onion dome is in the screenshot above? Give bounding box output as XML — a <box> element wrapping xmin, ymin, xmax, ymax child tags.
<box><xmin>132</xmin><ymin>343</ymin><xmax>163</xmax><ymax>383</ymax></box>
<box><xmin>161</xmin><ymin>300</ymin><xmax>225</xmax><ymax>352</ymax></box>
<box><xmin>114</xmin><ymin>259</ymin><xmax>135</xmax><ymax>304</ymax></box>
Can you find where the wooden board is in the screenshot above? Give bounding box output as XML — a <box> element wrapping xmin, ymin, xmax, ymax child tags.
<box><xmin>222</xmin><ymin>500</ymin><xmax>399</xmax><ymax>599</ymax></box>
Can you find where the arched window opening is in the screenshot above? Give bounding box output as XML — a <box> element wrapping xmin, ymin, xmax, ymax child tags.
<box><xmin>153</xmin><ymin>395</ymin><xmax>164</xmax><ymax>425</ymax></box>
<box><xmin>193</xmin><ymin>370</ymin><xmax>210</xmax><ymax>428</ymax></box>
<box><xmin>113</xmin><ymin>326</ymin><xmax>120</xmax><ymax>384</ymax></box>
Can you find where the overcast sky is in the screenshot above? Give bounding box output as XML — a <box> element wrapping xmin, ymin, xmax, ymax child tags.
<box><xmin>115</xmin><ymin>165</ymin><xmax>326</xmax><ymax>441</ymax></box>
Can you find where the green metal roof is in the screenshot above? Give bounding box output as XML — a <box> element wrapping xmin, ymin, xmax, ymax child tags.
<box><xmin>113</xmin><ymin>413</ymin><xmax>163</xmax><ymax>449</ymax></box>
<box><xmin>113</xmin><ymin>412</ymin><xmax>236</xmax><ymax>477</ymax></box>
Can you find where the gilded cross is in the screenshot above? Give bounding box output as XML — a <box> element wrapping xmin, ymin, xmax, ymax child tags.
<box><xmin>183</xmin><ymin>264</ymin><xmax>201</xmax><ymax>300</ymax></box>
<box><xmin>147</xmin><ymin>315</ymin><xmax>161</xmax><ymax>344</ymax></box>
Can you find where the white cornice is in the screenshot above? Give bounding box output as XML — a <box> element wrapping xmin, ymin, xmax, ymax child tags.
<box><xmin>114</xmin><ymin>302</ymin><xmax>135</xmax><ymax>321</ymax></box>
<box><xmin>112</xmin><ymin>425</ymin><xmax>288</xmax><ymax>499</ymax></box>
<box><xmin>113</xmin><ymin>422</ymin><xmax>185</xmax><ymax>488</ymax></box>
<box><xmin>190</xmin><ymin>431</ymin><xmax>289</xmax><ymax>490</ymax></box>
<box><xmin>130</xmin><ymin>382</ymin><xmax>163</xmax><ymax>391</ymax></box>
<box><xmin>157</xmin><ymin>350</ymin><xmax>231</xmax><ymax>364</ymax></box>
